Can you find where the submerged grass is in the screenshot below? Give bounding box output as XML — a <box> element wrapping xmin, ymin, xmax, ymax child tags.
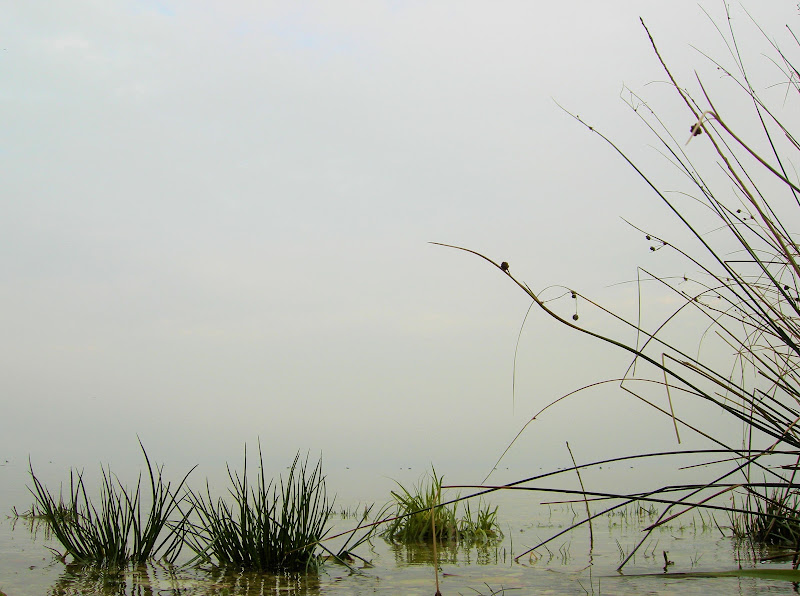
<box><xmin>28</xmin><ymin>440</ymin><xmax>194</xmax><ymax>567</ymax></box>
<box><xmin>185</xmin><ymin>448</ymin><xmax>333</xmax><ymax>572</ymax></box>
<box><xmin>382</xmin><ymin>468</ymin><xmax>502</xmax><ymax>545</ymax></box>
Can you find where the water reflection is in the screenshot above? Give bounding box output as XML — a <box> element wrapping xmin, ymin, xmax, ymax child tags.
<box><xmin>46</xmin><ymin>562</ymin><xmax>324</xmax><ymax>596</ymax></box>
<box><xmin>199</xmin><ymin>567</ymin><xmax>322</xmax><ymax>596</ymax></box>
<box><xmin>9</xmin><ymin>508</ymin><xmax>54</xmax><ymax>542</ymax></box>
<box><xmin>387</xmin><ymin>540</ymin><xmax>502</xmax><ymax>566</ymax></box>
<box><xmin>6</xmin><ymin>491</ymin><xmax>800</xmax><ymax>595</ymax></box>
<box><xmin>49</xmin><ymin>562</ymin><xmax>183</xmax><ymax>596</ymax></box>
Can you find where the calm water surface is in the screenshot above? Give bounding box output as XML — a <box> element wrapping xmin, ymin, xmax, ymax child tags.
<box><xmin>1</xmin><ymin>461</ymin><xmax>797</xmax><ymax>595</ymax></box>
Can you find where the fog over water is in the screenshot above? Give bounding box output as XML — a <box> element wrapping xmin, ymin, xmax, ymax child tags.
<box><xmin>2</xmin><ymin>2</ymin><xmax>797</xmax><ymax>490</ymax></box>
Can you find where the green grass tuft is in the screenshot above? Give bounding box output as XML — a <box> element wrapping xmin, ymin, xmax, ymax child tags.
<box><xmin>185</xmin><ymin>448</ymin><xmax>333</xmax><ymax>572</ymax></box>
<box><xmin>28</xmin><ymin>440</ymin><xmax>194</xmax><ymax>567</ymax></box>
<box><xmin>382</xmin><ymin>468</ymin><xmax>502</xmax><ymax>544</ymax></box>
<box><xmin>732</xmin><ymin>486</ymin><xmax>800</xmax><ymax>547</ymax></box>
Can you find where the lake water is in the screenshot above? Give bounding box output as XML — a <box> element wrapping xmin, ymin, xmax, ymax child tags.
<box><xmin>1</xmin><ymin>460</ymin><xmax>798</xmax><ymax>595</ymax></box>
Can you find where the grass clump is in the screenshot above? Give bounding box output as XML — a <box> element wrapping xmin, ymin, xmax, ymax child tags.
<box><xmin>185</xmin><ymin>449</ymin><xmax>333</xmax><ymax>572</ymax></box>
<box><xmin>28</xmin><ymin>441</ymin><xmax>194</xmax><ymax>567</ymax></box>
<box><xmin>733</xmin><ymin>486</ymin><xmax>800</xmax><ymax>547</ymax></box>
<box><xmin>459</xmin><ymin>498</ymin><xmax>502</xmax><ymax>544</ymax></box>
<box><xmin>382</xmin><ymin>468</ymin><xmax>502</xmax><ymax>544</ymax></box>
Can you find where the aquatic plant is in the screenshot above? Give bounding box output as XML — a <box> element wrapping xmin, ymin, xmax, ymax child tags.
<box><xmin>434</xmin><ymin>5</ymin><xmax>800</xmax><ymax>568</ymax></box>
<box><xmin>459</xmin><ymin>499</ymin><xmax>502</xmax><ymax>544</ymax></box>
<box><xmin>329</xmin><ymin>501</ymin><xmax>388</xmax><ymax>566</ymax></box>
<box><xmin>382</xmin><ymin>469</ymin><xmax>457</xmax><ymax>543</ymax></box>
<box><xmin>382</xmin><ymin>468</ymin><xmax>502</xmax><ymax>544</ymax></box>
<box><xmin>732</xmin><ymin>484</ymin><xmax>800</xmax><ymax>547</ymax></box>
<box><xmin>185</xmin><ymin>449</ymin><xmax>333</xmax><ymax>572</ymax></box>
<box><xmin>12</xmin><ymin>501</ymin><xmax>73</xmax><ymax>523</ymax></box>
<box><xmin>28</xmin><ymin>441</ymin><xmax>194</xmax><ymax>566</ymax></box>
<box><xmin>336</xmin><ymin>503</ymin><xmax>372</xmax><ymax>519</ymax></box>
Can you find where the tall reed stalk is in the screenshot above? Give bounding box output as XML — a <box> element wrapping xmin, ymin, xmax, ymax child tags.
<box><xmin>436</xmin><ymin>5</ymin><xmax>800</xmax><ymax>566</ymax></box>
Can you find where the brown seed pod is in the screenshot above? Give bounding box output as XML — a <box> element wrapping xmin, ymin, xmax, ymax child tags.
<box><xmin>500</xmin><ymin>261</ymin><xmax>510</xmax><ymax>272</ymax></box>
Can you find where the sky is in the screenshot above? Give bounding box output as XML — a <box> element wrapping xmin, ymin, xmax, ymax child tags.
<box><xmin>2</xmin><ymin>2</ymin><xmax>798</xmax><ymax>494</ymax></box>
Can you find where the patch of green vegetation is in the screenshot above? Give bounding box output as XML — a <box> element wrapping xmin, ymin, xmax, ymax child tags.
<box><xmin>28</xmin><ymin>440</ymin><xmax>194</xmax><ymax>567</ymax></box>
<box><xmin>185</xmin><ymin>449</ymin><xmax>333</xmax><ymax>572</ymax></box>
<box><xmin>732</xmin><ymin>487</ymin><xmax>800</xmax><ymax>547</ymax></box>
<box><xmin>607</xmin><ymin>504</ymin><xmax>659</xmax><ymax>526</ymax></box>
<box><xmin>382</xmin><ymin>468</ymin><xmax>502</xmax><ymax>545</ymax></box>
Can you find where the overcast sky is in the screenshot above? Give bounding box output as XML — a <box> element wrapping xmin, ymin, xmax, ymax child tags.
<box><xmin>2</xmin><ymin>2</ymin><xmax>797</xmax><ymax>491</ymax></box>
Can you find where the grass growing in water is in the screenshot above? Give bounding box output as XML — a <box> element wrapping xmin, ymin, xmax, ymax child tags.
<box><xmin>28</xmin><ymin>441</ymin><xmax>194</xmax><ymax>566</ymax></box>
<box><xmin>185</xmin><ymin>448</ymin><xmax>333</xmax><ymax>572</ymax></box>
<box><xmin>732</xmin><ymin>486</ymin><xmax>800</xmax><ymax>547</ymax></box>
<box><xmin>12</xmin><ymin>501</ymin><xmax>74</xmax><ymax>523</ymax></box>
<box><xmin>382</xmin><ymin>468</ymin><xmax>502</xmax><ymax>544</ymax></box>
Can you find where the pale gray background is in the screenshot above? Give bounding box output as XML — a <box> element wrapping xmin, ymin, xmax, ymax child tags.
<box><xmin>2</xmin><ymin>1</ymin><xmax>796</xmax><ymax>488</ymax></box>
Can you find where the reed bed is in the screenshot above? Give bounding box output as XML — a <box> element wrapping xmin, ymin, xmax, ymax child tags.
<box><xmin>434</xmin><ymin>5</ymin><xmax>800</xmax><ymax>568</ymax></box>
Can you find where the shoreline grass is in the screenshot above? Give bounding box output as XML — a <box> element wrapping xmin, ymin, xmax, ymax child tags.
<box><xmin>28</xmin><ymin>440</ymin><xmax>195</xmax><ymax>567</ymax></box>
<box><xmin>184</xmin><ymin>448</ymin><xmax>333</xmax><ymax>572</ymax></box>
<box><xmin>382</xmin><ymin>467</ymin><xmax>502</xmax><ymax>545</ymax></box>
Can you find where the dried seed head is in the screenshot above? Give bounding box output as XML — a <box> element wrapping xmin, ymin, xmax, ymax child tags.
<box><xmin>500</xmin><ymin>261</ymin><xmax>510</xmax><ymax>272</ymax></box>
<box><xmin>572</xmin><ymin>314</ymin><xmax>579</xmax><ymax>321</ymax></box>
<box><xmin>571</xmin><ymin>292</ymin><xmax>576</xmax><ymax>299</ymax></box>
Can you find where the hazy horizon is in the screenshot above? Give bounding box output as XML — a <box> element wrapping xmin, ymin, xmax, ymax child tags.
<box><xmin>2</xmin><ymin>1</ymin><xmax>797</xmax><ymax>483</ymax></box>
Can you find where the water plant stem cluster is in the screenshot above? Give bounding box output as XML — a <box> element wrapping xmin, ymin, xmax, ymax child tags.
<box><xmin>28</xmin><ymin>443</ymin><xmax>337</xmax><ymax>572</ymax></box>
<box><xmin>435</xmin><ymin>6</ymin><xmax>800</xmax><ymax>569</ymax></box>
